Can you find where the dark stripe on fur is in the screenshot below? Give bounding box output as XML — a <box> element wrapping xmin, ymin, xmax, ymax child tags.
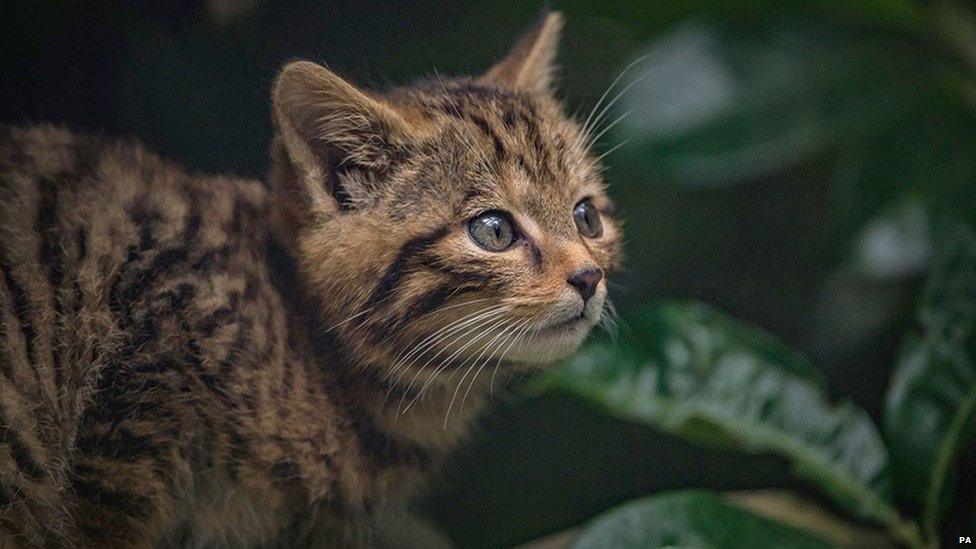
<box><xmin>361</xmin><ymin>226</ymin><xmax>450</xmax><ymax>313</ymax></box>
<box><xmin>108</xmin><ymin>211</ymin><xmax>202</xmax><ymax>325</ymax></box>
<box><xmin>71</xmin><ymin>468</ymin><xmax>151</xmax><ymax>518</ymax></box>
<box><xmin>0</xmin><ymin>405</ymin><xmax>45</xmax><ymax>481</ymax></box>
<box><xmin>0</xmin><ymin>246</ymin><xmax>37</xmax><ymax>383</ymax></box>
<box><xmin>467</xmin><ymin>114</ymin><xmax>507</xmax><ymax>160</ymax></box>
<box><xmin>36</xmin><ymin>183</ymin><xmax>64</xmax><ymax>389</ymax></box>
<box><xmin>0</xmin><ymin>289</ymin><xmax>11</xmax><ymax>380</ymax></box>
<box><xmin>76</xmin><ymin>427</ymin><xmax>162</xmax><ymax>461</ymax></box>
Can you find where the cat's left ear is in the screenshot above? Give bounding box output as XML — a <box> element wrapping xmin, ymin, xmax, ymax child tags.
<box><xmin>482</xmin><ymin>10</ymin><xmax>563</xmax><ymax>95</ymax></box>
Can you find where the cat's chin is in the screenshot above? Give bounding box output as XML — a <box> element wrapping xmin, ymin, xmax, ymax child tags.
<box><xmin>504</xmin><ymin>316</ymin><xmax>597</xmax><ymax>365</ymax></box>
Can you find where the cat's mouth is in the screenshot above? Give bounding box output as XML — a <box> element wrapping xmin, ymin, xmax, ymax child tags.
<box><xmin>541</xmin><ymin>311</ymin><xmax>588</xmax><ymax>332</ymax></box>
<box><xmin>500</xmin><ymin>308</ymin><xmax>598</xmax><ymax>365</ymax></box>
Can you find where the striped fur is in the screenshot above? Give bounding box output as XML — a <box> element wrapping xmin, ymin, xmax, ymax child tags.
<box><xmin>0</xmin><ymin>11</ymin><xmax>620</xmax><ymax>547</ymax></box>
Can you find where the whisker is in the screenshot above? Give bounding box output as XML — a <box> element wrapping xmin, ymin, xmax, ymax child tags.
<box><xmin>401</xmin><ymin>314</ymin><xmax>510</xmax><ymax>414</ymax></box>
<box><xmin>389</xmin><ymin>308</ymin><xmax>508</xmax><ymax>415</ymax></box>
<box><xmin>580</xmin><ymin>68</ymin><xmax>649</xmax><ymax>151</ymax></box>
<box><xmin>386</xmin><ymin>299</ymin><xmax>496</xmax><ymax>374</ymax></box>
<box><xmin>464</xmin><ymin>317</ymin><xmax>530</xmax><ymax>411</ymax></box>
<box><xmin>321</xmin><ymin>306</ymin><xmax>375</xmax><ymax>334</ymax></box>
<box><xmin>406</xmin><ymin>312</ymin><xmax>508</xmax><ymax>406</ymax></box>
<box><xmin>448</xmin><ymin>318</ymin><xmax>524</xmax><ymax>422</ymax></box>
<box><xmin>385</xmin><ymin>306</ymin><xmax>507</xmax><ymax>410</ymax></box>
<box><xmin>586</xmin><ymin>109</ymin><xmax>631</xmax><ymax>150</ymax></box>
<box><xmin>579</xmin><ymin>54</ymin><xmax>648</xmax><ymax>144</ymax></box>
<box><xmin>385</xmin><ymin>303</ymin><xmax>505</xmax><ymax>383</ymax></box>
<box><xmin>490</xmin><ymin>318</ymin><xmax>534</xmax><ymax>397</ymax></box>
<box><xmin>595</xmin><ymin>139</ymin><xmax>629</xmax><ymax>163</ymax></box>
<box><xmin>602</xmin><ymin>298</ymin><xmax>620</xmax><ymax>340</ymax></box>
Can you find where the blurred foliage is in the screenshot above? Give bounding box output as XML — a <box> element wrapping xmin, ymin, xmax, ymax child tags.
<box><xmin>570</xmin><ymin>491</ymin><xmax>832</xmax><ymax>548</ymax></box>
<box><xmin>528</xmin><ymin>0</ymin><xmax>976</xmax><ymax>545</ymax></box>
<box><xmin>541</xmin><ymin>303</ymin><xmax>893</xmax><ymax>523</ymax></box>
<box><xmin>884</xmin><ymin>222</ymin><xmax>976</xmax><ymax>541</ymax></box>
<box><xmin>3</xmin><ymin>0</ymin><xmax>976</xmax><ymax>547</ymax></box>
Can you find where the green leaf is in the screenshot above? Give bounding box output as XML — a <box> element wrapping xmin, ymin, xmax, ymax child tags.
<box><xmin>835</xmin><ymin>107</ymin><xmax>976</xmax><ymax>277</ymax></box>
<box><xmin>570</xmin><ymin>490</ymin><xmax>833</xmax><ymax>549</ymax></box>
<box><xmin>541</xmin><ymin>301</ymin><xmax>904</xmax><ymax>529</ymax></box>
<box><xmin>884</xmin><ymin>222</ymin><xmax>976</xmax><ymax>537</ymax></box>
<box><xmin>606</xmin><ymin>16</ymin><xmax>951</xmax><ymax>186</ymax></box>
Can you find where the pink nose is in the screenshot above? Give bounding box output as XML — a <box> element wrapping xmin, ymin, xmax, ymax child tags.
<box><xmin>567</xmin><ymin>268</ymin><xmax>603</xmax><ymax>303</ymax></box>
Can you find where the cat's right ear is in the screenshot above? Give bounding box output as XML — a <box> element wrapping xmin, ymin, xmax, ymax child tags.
<box><xmin>272</xmin><ymin>61</ymin><xmax>415</xmax><ymax>216</ymax></box>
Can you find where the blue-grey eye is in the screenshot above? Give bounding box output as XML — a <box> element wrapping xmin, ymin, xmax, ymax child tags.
<box><xmin>573</xmin><ymin>199</ymin><xmax>603</xmax><ymax>238</ymax></box>
<box><xmin>468</xmin><ymin>211</ymin><xmax>516</xmax><ymax>251</ymax></box>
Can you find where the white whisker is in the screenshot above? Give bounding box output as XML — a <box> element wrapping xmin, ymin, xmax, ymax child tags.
<box><xmin>490</xmin><ymin>318</ymin><xmax>534</xmax><ymax>397</ymax></box>
<box><xmin>465</xmin><ymin>317</ymin><xmax>531</xmax><ymax>411</ymax></box>
<box><xmin>386</xmin><ymin>300</ymin><xmax>497</xmax><ymax>375</ymax></box>
<box><xmin>415</xmin><ymin>314</ymin><xmax>509</xmax><ymax>393</ymax></box>
<box><xmin>447</xmin><ymin>318</ymin><xmax>525</xmax><ymax>424</ymax></box>
<box><xmin>401</xmin><ymin>313</ymin><xmax>509</xmax><ymax>414</ymax></box>
<box><xmin>385</xmin><ymin>306</ymin><xmax>508</xmax><ymax>411</ymax></box>
<box><xmin>579</xmin><ymin>54</ymin><xmax>648</xmax><ymax>144</ymax></box>
<box><xmin>386</xmin><ymin>304</ymin><xmax>505</xmax><ymax>384</ymax></box>
<box><xmin>595</xmin><ymin>139</ymin><xmax>629</xmax><ymax>163</ymax></box>
<box><xmin>586</xmin><ymin>109</ymin><xmax>631</xmax><ymax>149</ymax></box>
<box><xmin>322</xmin><ymin>306</ymin><xmax>375</xmax><ymax>334</ymax></box>
<box><xmin>582</xmin><ymin>71</ymin><xmax>647</xmax><ymax>153</ymax></box>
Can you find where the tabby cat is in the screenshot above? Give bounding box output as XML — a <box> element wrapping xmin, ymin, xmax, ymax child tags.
<box><xmin>0</xmin><ymin>11</ymin><xmax>620</xmax><ymax>547</ymax></box>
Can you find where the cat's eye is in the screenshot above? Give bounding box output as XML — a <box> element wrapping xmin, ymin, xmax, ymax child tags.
<box><xmin>468</xmin><ymin>211</ymin><xmax>516</xmax><ymax>251</ymax></box>
<box><xmin>573</xmin><ymin>199</ymin><xmax>603</xmax><ymax>238</ymax></box>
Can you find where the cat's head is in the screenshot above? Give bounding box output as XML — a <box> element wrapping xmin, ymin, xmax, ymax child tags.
<box><xmin>270</xmin><ymin>12</ymin><xmax>621</xmax><ymax>379</ymax></box>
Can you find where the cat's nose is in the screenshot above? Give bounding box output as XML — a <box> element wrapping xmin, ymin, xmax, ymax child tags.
<box><xmin>567</xmin><ymin>268</ymin><xmax>603</xmax><ymax>303</ymax></box>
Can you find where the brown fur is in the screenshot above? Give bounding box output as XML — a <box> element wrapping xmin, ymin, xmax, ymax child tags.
<box><xmin>0</xmin><ymin>12</ymin><xmax>620</xmax><ymax>547</ymax></box>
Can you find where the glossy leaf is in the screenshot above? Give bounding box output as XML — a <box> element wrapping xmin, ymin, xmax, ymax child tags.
<box><xmin>884</xmin><ymin>223</ymin><xmax>976</xmax><ymax>535</ymax></box>
<box><xmin>570</xmin><ymin>490</ymin><xmax>832</xmax><ymax>549</ymax></box>
<box><xmin>606</xmin><ymin>16</ymin><xmax>948</xmax><ymax>186</ymax></box>
<box><xmin>541</xmin><ymin>301</ymin><xmax>900</xmax><ymax>526</ymax></box>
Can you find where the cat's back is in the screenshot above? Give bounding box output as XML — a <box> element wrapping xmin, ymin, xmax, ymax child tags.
<box><xmin>1</xmin><ymin>123</ymin><xmax>270</xmax><ymax>352</ymax></box>
<box><xmin>0</xmin><ymin>124</ymin><xmax>270</xmax><ymax>275</ymax></box>
<box><xmin>0</xmin><ymin>124</ymin><xmax>269</xmax><ymax>260</ymax></box>
<box><xmin>0</xmin><ymin>125</ymin><xmax>285</xmax><ymax>544</ymax></box>
<box><xmin>0</xmin><ymin>122</ymin><xmax>276</xmax><ymax>391</ymax></box>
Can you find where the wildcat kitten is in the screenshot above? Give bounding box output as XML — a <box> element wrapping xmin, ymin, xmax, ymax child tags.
<box><xmin>0</xmin><ymin>11</ymin><xmax>620</xmax><ymax>547</ymax></box>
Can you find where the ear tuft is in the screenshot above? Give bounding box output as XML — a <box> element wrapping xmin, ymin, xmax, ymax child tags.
<box><xmin>482</xmin><ymin>11</ymin><xmax>563</xmax><ymax>94</ymax></box>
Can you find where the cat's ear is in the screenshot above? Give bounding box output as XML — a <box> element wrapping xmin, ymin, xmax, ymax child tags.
<box><xmin>482</xmin><ymin>11</ymin><xmax>563</xmax><ymax>95</ymax></box>
<box><xmin>272</xmin><ymin>61</ymin><xmax>415</xmax><ymax>214</ymax></box>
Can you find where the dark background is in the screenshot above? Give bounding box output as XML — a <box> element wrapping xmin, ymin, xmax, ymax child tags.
<box><xmin>3</xmin><ymin>1</ymin><xmax>974</xmax><ymax>546</ymax></box>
